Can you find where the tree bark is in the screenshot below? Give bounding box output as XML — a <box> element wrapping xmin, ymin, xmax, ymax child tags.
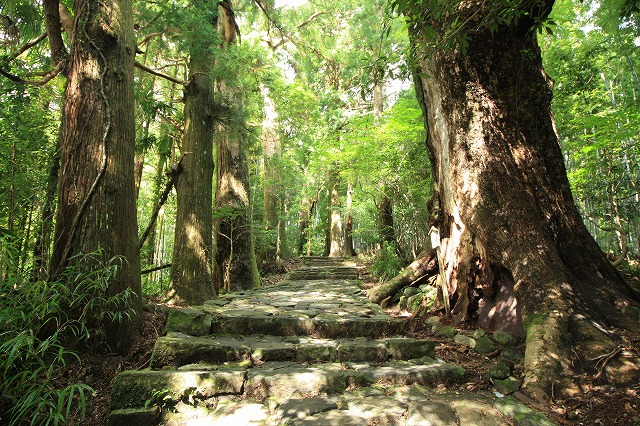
<box><xmin>168</xmin><ymin>47</ymin><xmax>215</xmax><ymax>305</ymax></box>
<box><xmin>298</xmin><ymin>196</ymin><xmax>314</xmax><ymax>255</ymax></box>
<box><xmin>43</xmin><ymin>0</ymin><xmax>65</xmax><ymax>62</ymax></box>
<box><xmin>49</xmin><ymin>0</ymin><xmax>141</xmax><ymax>353</ymax></box>
<box><xmin>411</xmin><ymin>2</ymin><xmax>640</xmax><ymax>400</ymax></box>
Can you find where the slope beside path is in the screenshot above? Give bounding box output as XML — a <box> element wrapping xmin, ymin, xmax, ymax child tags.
<box><xmin>108</xmin><ymin>257</ymin><xmax>555</xmax><ymax>425</ymax></box>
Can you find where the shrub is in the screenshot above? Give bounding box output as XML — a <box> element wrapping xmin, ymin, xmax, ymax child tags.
<box><xmin>0</xmin><ymin>242</ymin><xmax>135</xmax><ymax>425</ymax></box>
<box><xmin>370</xmin><ymin>243</ymin><xmax>404</xmax><ymax>281</ymax></box>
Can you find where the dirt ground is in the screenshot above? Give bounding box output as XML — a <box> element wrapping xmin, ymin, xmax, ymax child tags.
<box><xmin>66</xmin><ymin>258</ymin><xmax>638</xmax><ymax>425</ymax></box>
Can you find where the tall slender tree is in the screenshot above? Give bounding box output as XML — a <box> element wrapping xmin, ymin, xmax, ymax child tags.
<box><xmin>213</xmin><ymin>0</ymin><xmax>260</xmax><ymax>292</ymax></box>
<box><xmin>168</xmin><ymin>1</ymin><xmax>217</xmax><ymax>305</ymax></box>
<box><xmin>328</xmin><ymin>168</ymin><xmax>344</xmax><ymax>257</ymax></box>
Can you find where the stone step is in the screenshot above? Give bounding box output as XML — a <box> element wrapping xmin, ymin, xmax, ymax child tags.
<box><xmin>165</xmin><ymin>279</ymin><xmax>406</xmax><ymax>339</ymax></box>
<box><xmin>110</xmin><ymin>368</ymin><xmax>247</xmax><ymax>411</ymax></box>
<box><xmin>110</xmin><ymin>386</ymin><xmax>557</xmax><ymax>426</ymax></box>
<box><xmin>209</xmin><ymin>310</ymin><xmax>405</xmax><ymax>339</ymax></box>
<box><xmin>302</xmin><ymin>256</ymin><xmax>356</xmax><ymax>266</ymax></box>
<box><xmin>109</xmin><ymin>359</ymin><xmax>466</xmax><ymax>412</ymax></box>
<box><xmin>287</xmin><ymin>267</ymin><xmax>359</xmax><ymax>281</ymax></box>
<box><xmin>150</xmin><ymin>333</ymin><xmax>436</xmax><ymax>368</ymax></box>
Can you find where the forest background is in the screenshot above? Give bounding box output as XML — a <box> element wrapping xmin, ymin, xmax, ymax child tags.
<box><xmin>0</xmin><ymin>0</ymin><xmax>639</xmax><ymax>423</ymax></box>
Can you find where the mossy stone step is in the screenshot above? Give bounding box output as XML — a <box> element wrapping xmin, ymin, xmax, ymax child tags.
<box><xmin>165</xmin><ymin>299</ymin><xmax>405</xmax><ymax>339</ymax></box>
<box><xmin>112</xmin><ymin>386</ymin><xmax>557</xmax><ymax>426</ymax></box>
<box><xmin>150</xmin><ymin>333</ymin><xmax>436</xmax><ymax>368</ymax></box>
<box><xmin>302</xmin><ymin>256</ymin><xmax>357</xmax><ymax>266</ymax></box>
<box><xmin>287</xmin><ymin>272</ymin><xmax>359</xmax><ymax>281</ymax></box>
<box><xmin>110</xmin><ymin>368</ymin><xmax>246</xmax><ymax>410</ymax></box>
<box><xmin>207</xmin><ymin>311</ymin><xmax>405</xmax><ymax>338</ymax></box>
<box><xmin>110</xmin><ymin>359</ymin><xmax>464</xmax><ymax>411</ymax></box>
<box><xmin>246</xmin><ymin>361</ymin><xmax>466</xmax><ymax>401</ymax></box>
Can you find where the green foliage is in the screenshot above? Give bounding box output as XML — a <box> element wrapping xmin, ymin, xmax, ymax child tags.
<box><xmin>370</xmin><ymin>243</ymin><xmax>404</xmax><ymax>281</ymax></box>
<box><xmin>0</xmin><ymin>243</ymin><xmax>136</xmax><ymax>425</ymax></box>
<box><xmin>540</xmin><ymin>0</ymin><xmax>640</xmax><ymax>259</ymax></box>
<box><xmin>392</xmin><ymin>0</ymin><xmax>556</xmax><ymax>53</ymax></box>
<box><xmin>0</xmin><ymin>1</ymin><xmax>43</xmax><ymax>44</ymax></box>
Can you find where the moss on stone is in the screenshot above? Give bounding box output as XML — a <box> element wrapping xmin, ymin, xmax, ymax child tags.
<box><xmin>165</xmin><ymin>307</ymin><xmax>212</xmax><ymax>336</ymax></box>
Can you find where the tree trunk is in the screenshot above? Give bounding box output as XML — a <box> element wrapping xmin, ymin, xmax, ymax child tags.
<box><xmin>377</xmin><ymin>191</ymin><xmax>396</xmax><ymax>249</ymax></box>
<box><xmin>260</xmin><ymin>86</ymin><xmax>280</xmax><ymax>229</ymax></box>
<box><xmin>373</xmin><ymin>77</ymin><xmax>399</xmax><ymax>256</ymax></box>
<box><xmin>49</xmin><ymin>0</ymin><xmax>141</xmax><ymax>353</ymax></box>
<box><xmin>298</xmin><ymin>196</ymin><xmax>312</xmax><ymax>255</ymax></box>
<box><xmin>213</xmin><ymin>2</ymin><xmax>259</xmax><ymax>292</ymax></box>
<box><xmin>31</xmin><ymin>136</ymin><xmax>60</xmax><ymax>281</ymax></box>
<box><xmin>261</xmin><ymin>85</ymin><xmax>281</xmax><ymax>262</ymax></box>
<box><xmin>276</xmin><ymin>197</ymin><xmax>286</xmax><ymax>260</ymax></box>
<box><xmin>323</xmin><ymin>177</ymin><xmax>331</xmax><ymax>257</ymax></box>
<box><xmin>411</xmin><ymin>4</ymin><xmax>640</xmax><ymax>400</ymax></box>
<box><xmin>140</xmin><ymin>150</ymin><xmax>169</xmax><ymax>265</ymax></box>
<box><xmin>329</xmin><ymin>170</ymin><xmax>344</xmax><ymax>257</ymax></box>
<box><xmin>344</xmin><ymin>182</ymin><xmax>356</xmax><ymax>257</ymax></box>
<box><xmin>168</xmin><ymin>46</ymin><xmax>215</xmax><ymax>305</ymax></box>
<box><xmin>213</xmin><ymin>83</ymin><xmax>260</xmax><ymax>292</ymax></box>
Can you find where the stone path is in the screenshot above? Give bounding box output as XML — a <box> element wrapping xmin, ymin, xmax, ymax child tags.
<box><xmin>108</xmin><ymin>257</ymin><xmax>555</xmax><ymax>425</ymax></box>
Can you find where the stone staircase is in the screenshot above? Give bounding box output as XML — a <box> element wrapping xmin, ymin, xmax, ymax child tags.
<box><xmin>108</xmin><ymin>257</ymin><xmax>555</xmax><ymax>425</ymax></box>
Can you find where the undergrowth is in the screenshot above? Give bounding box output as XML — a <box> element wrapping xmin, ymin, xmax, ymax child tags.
<box><xmin>370</xmin><ymin>243</ymin><xmax>403</xmax><ymax>281</ymax></box>
<box><xmin>0</xmin><ymin>234</ymin><xmax>136</xmax><ymax>426</ymax></box>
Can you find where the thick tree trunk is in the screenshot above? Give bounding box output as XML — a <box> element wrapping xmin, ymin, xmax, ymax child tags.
<box><xmin>411</xmin><ymin>4</ymin><xmax>640</xmax><ymax>400</ymax></box>
<box><xmin>213</xmin><ymin>85</ymin><xmax>260</xmax><ymax>292</ymax></box>
<box><xmin>261</xmin><ymin>87</ymin><xmax>282</xmax><ymax>262</ymax></box>
<box><xmin>213</xmin><ymin>1</ymin><xmax>260</xmax><ymax>292</ymax></box>
<box><xmin>261</xmin><ymin>85</ymin><xmax>280</xmax><ymax>259</ymax></box>
<box><xmin>168</xmin><ymin>48</ymin><xmax>215</xmax><ymax>305</ymax></box>
<box><xmin>49</xmin><ymin>0</ymin><xmax>141</xmax><ymax>353</ymax></box>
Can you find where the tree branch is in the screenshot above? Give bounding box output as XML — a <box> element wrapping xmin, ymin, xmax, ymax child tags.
<box><xmin>5</xmin><ymin>33</ymin><xmax>48</xmax><ymax>64</ymax></box>
<box><xmin>0</xmin><ymin>60</ymin><xmax>65</xmax><ymax>86</ymax></box>
<box><xmin>43</xmin><ymin>0</ymin><xmax>66</xmax><ymax>62</ymax></box>
<box><xmin>253</xmin><ymin>0</ymin><xmax>332</xmax><ymax>62</ymax></box>
<box><xmin>139</xmin><ymin>157</ymin><xmax>186</xmax><ymax>249</ymax></box>
<box><xmin>135</xmin><ymin>60</ymin><xmax>188</xmax><ymax>85</ymax></box>
<box><xmin>137</xmin><ymin>28</ymin><xmax>180</xmax><ymax>48</ymax></box>
<box><xmin>296</xmin><ymin>11</ymin><xmax>326</xmax><ymax>30</ymax></box>
<box><xmin>141</xmin><ymin>263</ymin><xmax>172</xmax><ymax>275</ymax></box>
<box><xmin>158</xmin><ymin>111</ymin><xmax>185</xmax><ymax>133</ymax></box>
<box><xmin>58</xmin><ymin>3</ymin><xmax>74</xmax><ymax>41</ymax></box>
